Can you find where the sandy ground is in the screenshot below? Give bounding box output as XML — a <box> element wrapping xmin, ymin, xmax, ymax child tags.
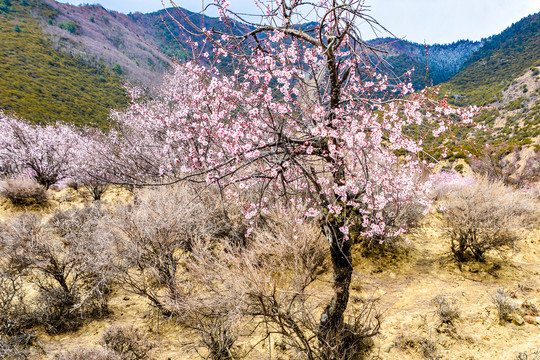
<box><xmin>354</xmin><ymin>220</ymin><xmax>540</xmax><ymax>360</ymax></box>
<box><xmin>1</xmin><ymin>189</ymin><xmax>539</xmax><ymax>360</ymax></box>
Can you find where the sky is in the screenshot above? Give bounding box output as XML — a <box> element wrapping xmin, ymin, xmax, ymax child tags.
<box><xmin>58</xmin><ymin>0</ymin><xmax>540</xmax><ymax>44</ymax></box>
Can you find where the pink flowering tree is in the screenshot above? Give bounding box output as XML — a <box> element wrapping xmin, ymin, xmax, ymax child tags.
<box><xmin>79</xmin><ymin>78</ymin><xmax>200</xmax><ymax>186</ymax></box>
<box><xmin>67</xmin><ymin>128</ymin><xmax>113</xmax><ymax>200</ymax></box>
<box><xmin>0</xmin><ymin>112</ymin><xmax>80</xmax><ymax>189</ymax></box>
<box><xmin>116</xmin><ymin>0</ymin><xmax>476</xmax><ymax>351</ymax></box>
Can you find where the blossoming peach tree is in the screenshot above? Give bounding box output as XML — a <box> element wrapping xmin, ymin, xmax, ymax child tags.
<box><xmin>0</xmin><ymin>112</ymin><xmax>80</xmax><ymax>189</ymax></box>
<box><xmin>113</xmin><ymin>0</ymin><xmax>477</xmax><ymax>352</ymax></box>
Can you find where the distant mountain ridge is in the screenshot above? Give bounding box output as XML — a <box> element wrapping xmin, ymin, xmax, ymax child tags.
<box><xmin>17</xmin><ymin>0</ymin><xmax>493</xmax><ymax>89</ymax></box>
<box><xmin>1</xmin><ymin>0</ymin><xmax>539</xmax><ymax>137</ymax></box>
<box><xmin>367</xmin><ymin>38</ymin><xmax>483</xmax><ymax>89</ymax></box>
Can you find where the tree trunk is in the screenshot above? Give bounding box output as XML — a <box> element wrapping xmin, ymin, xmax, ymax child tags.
<box><xmin>318</xmin><ymin>220</ymin><xmax>353</xmax><ymax>349</ymax></box>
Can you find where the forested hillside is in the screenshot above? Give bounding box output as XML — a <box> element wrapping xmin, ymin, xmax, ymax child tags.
<box><xmin>442</xmin><ymin>12</ymin><xmax>540</xmax><ymax>106</ymax></box>
<box><xmin>0</xmin><ymin>0</ymin><xmax>251</xmax><ymax>126</ymax></box>
<box><xmin>0</xmin><ymin>0</ymin><xmax>128</xmax><ymax>127</ymax></box>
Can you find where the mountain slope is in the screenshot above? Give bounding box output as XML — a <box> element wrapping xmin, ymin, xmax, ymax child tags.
<box><xmin>471</xmin><ymin>65</ymin><xmax>540</xmax><ymax>148</ymax></box>
<box><xmin>39</xmin><ymin>0</ymin><xmax>173</xmax><ymax>84</ymax></box>
<box><xmin>0</xmin><ymin>0</ymin><xmax>129</xmax><ymax>128</ymax></box>
<box><xmin>369</xmin><ymin>38</ymin><xmax>482</xmax><ymax>89</ymax></box>
<box><xmin>2</xmin><ymin>0</ymin><xmax>538</xmax><ymax>135</ymax></box>
<box><xmin>128</xmin><ymin>7</ymin><xmax>252</xmax><ymax>61</ymax></box>
<box><xmin>444</xmin><ymin>12</ymin><xmax>540</xmax><ymax>149</ymax></box>
<box><xmin>442</xmin><ymin>11</ymin><xmax>540</xmax><ymax>106</ymax></box>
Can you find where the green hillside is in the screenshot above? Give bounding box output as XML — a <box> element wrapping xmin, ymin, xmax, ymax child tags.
<box><xmin>0</xmin><ymin>0</ymin><xmax>128</xmax><ymax>128</ymax></box>
<box><xmin>442</xmin><ymin>12</ymin><xmax>540</xmax><ymax>106</ymax></box>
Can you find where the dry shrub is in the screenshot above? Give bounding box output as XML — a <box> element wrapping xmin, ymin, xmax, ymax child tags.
<box><xmin>516</xmin><ymin>349</ymin><xmax>540</xmax><ymax>360</ymax></box>
<box><xmin>0</xmin><ymin>221</ymin><xmax>35</xmax><ymax>341</ymax></box>
<box><xmin>48</xmin><ymin>204</ymin><xmax>107</xmax><ymax>238</ymax></box>
<box><xmin>54</xmin><ymin>348</ymin><xmax>120</xmax><ymax>360</ymax></box>
<box><xmin>0</xmin><ymin>334</ymin><xmax>33</xmax><ymax>360</ymax></box>
<box><xmin>394</xmin><ymin>333</ymin><xmax>440</xmax><ymax>360</ymax></box>
<box><xmin>418</xmin><ymin>338</ymin><xmax>440</xmax><ymax>360</ymax></box>
<box><xmin>0</xmin><ymin>209</ymin><xmax>115</xmax><ymax>334</ymax></box>
<box><xmin>175</xmin><ymin>211</ymin><xmax>328</xmax><ymax>358</ymax></box>
<box><xmin>84</xmin><ymin>181</ymin><xmax>110</xmax><ymax>201</ymax></box>
<box><xmin>320</xmin><ymin>297</ymin><xmax>381</xmax><ymax>360</ymax></box>
<box><xmin>491</xmin><ymin>287</ymin><xmax>517</xmax><ymax>323</ymax></box>
<box><xmin>0</xmin><ymin>176</ymin><xmax>48</xmax><ymax>206</ymax></box>
<box><xmin>0</xmin><ymin>270</ymin><xmax>35</xmax><ymax>359</ymax></box>
<box><xmin>102</xmin><ymin>325</ymin><xmax>154</xmax><ymax>360</ymax></box>
<box><xmin>393</xmin><ymin>332</ymin><xmax>416</xmax><ymax>349</ymax></box>
<box><xmin>521</xmin><ymin>299</ymin><xmax>539</xmax><ymax>316</ymax></box>
<box><xmin>111</xmin><ymin>184</ymin><xmax>380</xmax><ymax>359</ymax></box>
<box><xmin>438</xmin><ymin>178</ymin><xmax>535</xmax><ymax>261</ymax></box>
<box><xmin>193</xmin><ymin>317</ymin><xmax>238</xmax><ymax>360</ymax></box>
<box><xmin>170</xmin><ymin>206</ymin><xmax>378</xmax><ymax>360</ymax></box>
<box><xmin>0</xmin><ymin>271</ymin><xmax>35</xmax><ymax>360</ymax></box>
<box><xmin>0</xmin><ymin>271</ymin><xmax>32</xmax><ymax>337</ymax></box>
<box><xmin>110</xmin><ymin>184</ymin><xmax>247</xmax><ymax>315</ymax></box>
<box><xmin>432</xmin><ymin>294</ymin><xmax>460</xmax><ymax>325</ymax></box>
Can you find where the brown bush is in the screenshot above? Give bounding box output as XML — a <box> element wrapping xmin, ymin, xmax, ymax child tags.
<box><xmin>0</xmin><ymin>270</ymin><xmax>32</xmax><ymax>337</ymax></box>
<box><xmin>193</xmin><ymin>317</ymin><xmax>238</xmax><ymax>360</ymax></box>
<box><xmin>48</xmin><ymin>204</ymin><xmax>108</xmax><ymax>239</ymax></box>
<box><xmin>0</xmin><ymin>269</ymin><xmax>34</xmax><ymax>359</ymax></box>
<box><xmin>101</xmin><ymin>325</ymin><xmax>154</xmax><ymax>360</ymax></box>
<box><xmin>491</xmin><ymin>287</ymin><xmax>517</xmax><ymax>323</ymax></box>
<box><xmin>110</xmin><ymin>184</ymin><xmax>247</xmax><ymax>315</ymax></box>
<box><xmin>54</xmin><ymin>348</ymin><xmax>120</xmax><ymax>360</ymax></box>
<box><xmin>437</xmin><ymin>178</ymin><xmax>535</xmax><ymax>261</ymax></box>
<box><xmin>0</xmin><ymin>210</ymin><xmax>115</xmax><ymax>334</ymax></box>
<box><xmin>169</xmin><ymin>208</ymin><xmax>378</xmax><ymax>360</ymax></box>
<box><xmin>318</xmin><ymin>297</ymin><xmax>381</xmax><ymax>360</ymax></box>
<box><xmin>0</xmin><ymin>334</ymin><xmax>35</xmax><ymax>360</ymax></box>
<box><xmin>432</xmin><ymin>294</ymin><xmax>460</xmax><ymax>325</ymax></box>
<box><xmin>394</xmin><ymin>333</ymin><xmax>440</xmax><ymax>360</ymax></box>
<box><xmin>85</xmin><ymin>181</ymin><xmax>110</xmax><ymax>201</ymax></box>
<box><xmin>109</xmin><ymin>184</ymin><xmax>380</xmax><ymax>359</ymax></box>
<box><xmin>0</xmin><ymin>176</ymin><xmax>48</xmax><ymax>206</ymax></box>
<box><xmin>0</xmin><ymin>270</ymin><xmax>35</xmax><ymax>360</ymax></box>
